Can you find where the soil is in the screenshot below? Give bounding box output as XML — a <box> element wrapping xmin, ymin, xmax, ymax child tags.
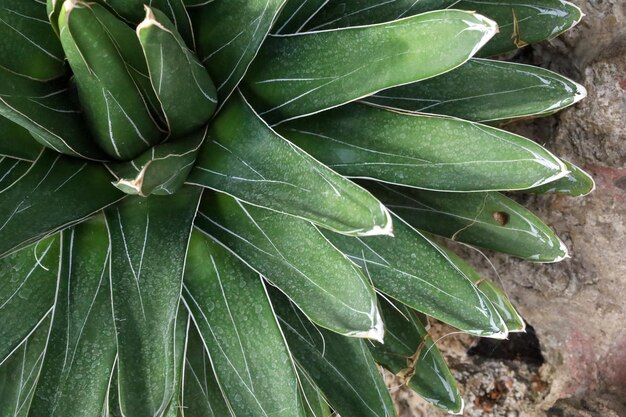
<box><xmin>389</xmin><ymin>0</ymin><xmax>626</xmax><ymax>415</ymax></box>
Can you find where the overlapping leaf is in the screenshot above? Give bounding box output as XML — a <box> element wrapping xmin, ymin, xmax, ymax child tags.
<box><xmin>0</xmin><ymin>150</ymin><xmax>123</xmax><ymax>258</ymax></box>
<box><xmin>0</xmin><ymin>316</ymin><xmax>51</xmax><ymax>417</ymax></box>
<box><xmin>243</xmin><ymin>9</ymin><xmax>496</xmax><ymax>123</ymax></box>
<box><xmin>364</xmin><ymin>59</ymin><xmax>587</xmax><ymax>123</ymax></box>
<box><xmin>369</xmin><ymin>300</ymin><xmax>462</xmax><ymax>413</ymax></box>
<box><xmin>195</xmin><ymin>192</ymin><xmax>383</xmax><ymax>339</ymax></box>
<box><xmin>0</xmin><ymin>117</ymin><xmax>43</xmax><ymax>161</ymax></box>
<box><xmin>188</xmin><ymin>93</ymin><xmax>392</xmax><ymax>236</ymax></box>
<box><xmin>321</xmin><ymin>213</ymin><xmax>507</xmax><ymax>337</ymax></box>
<box><xmin>527</xmin><ymin>160</ymin><xmax>595</xmax><ymax>197</ymax></box>
<box><xmin>0</xmin><ymin>236</ymin><xmax>59</xmax><ymax>363</ymax></box>
<box><xmin>137</xmin><ymin>7</ymin><xmax>217</xmax><ymax>137</ymax></box>
<box><xmin>183</xmin><ymin>231</ymin><xmax>305</xmax><ymax>417</ymax></box>
<box><xmin>105</xmin><ymin>186</ymin><xmax>200</xmax><ymax>417</ymax></box>
<box><xmin>0</xmin><ymin>67</ymin><xmax>107</xmax><ymax>161</ymax></box>
<box><xmin>369</xmin><ymin>182</ymin><xmax>568</xmax><ymax>262</ymax></box>
<box><xmin>182</xmin><ymin>326</ymin><xmax>234</xmax><ymax>417</ymax></box>
<box><xmin>59</xmin><ymin>1</ymin><xmax>163</xmax><ymax>160</ymax></box>
<box><xmin>272</xmin><ymin>290</ymin><xmax>397</xmax><ymax>417</ymax></box>
<box><xmin>191</xmin><ymin>0</ymin><xmax>287</xmax><ymax>101</ymax></box>
<box><xmin>0</xmin><ymin>0</ymin><xmax>65</xmax><ymax>80</ymax></box>
<box><xmin>109</xmin><ymin>126</ymin><xmax>207</xmax><ymax>196</ymax></box>
<box><xmin>29</xmin><ymin>217</ymin><xmax>116</xmax><ymax>417</ymax></box>
<box><xmin>278</xmin><ymin>103</ymin><xmax>567</xmax><ymax>192</ymax></box>
<box><xmin>273</xmin><ymin>0</ymin><xmax>329</xmax><ymax>34</ymax></box>
<box><xmin>302</xmin><ymin>0</ymin><xmax>582</xmax><ymax>57</ymax></box>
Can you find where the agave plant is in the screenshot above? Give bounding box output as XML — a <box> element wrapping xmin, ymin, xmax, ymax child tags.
<box><xmin>0</xmin><ymin>0</ymin><xmax>592</xmax><ymax>415</ymax></box>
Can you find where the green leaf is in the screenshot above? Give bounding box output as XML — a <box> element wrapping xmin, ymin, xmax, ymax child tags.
<box><xmin>0</xmin><ymin>117</ymin><xmax>43</xmax><ymax>161</ymax></box>
<box><xmin>109</xmin><ymin>126</ymin><xmax>206</xmax><ymax>196</ymax></box>
<box><xmin>278</xmin><ymin>103</ymin><xmax>567</xmax><ymax>192</ymax></box>
<box><xmin>243</xmin><ymin>10</ymin><xmax>496</xmax><ymax>123</ymax></box>
<box><xmin>463</xmin><ymin>0</ymin><xmax>583</xmax><ymax>57</ymax></box>
<box><xmin>104</xmin><ymin>186</ymin><xmax>201</xmax><ymax>417</ymax></box>
<box><xmin>93</xmin><ymin>0</ymin><xmax>194</xmax><ymax>48</ymax></box>
<box><xmin>0</xmin><ymin>236</ymin><xmax>59</xmax><ymax>363</ymax></box>
<box><xmin>303</xmin><ymin>0</ymin><xmax>459</xmax><ymax>31</ymax></box>
<box><xmin>195</xmin><ymin>192</ymin><xmax>383</xmax><ymax>339</ymax></box>
<box><xmin>526</xmin><ymin>160</ymin><xmax>595</xmax><ymax>197</ymax></box>
<box><xmin>59</xmin><ymin>1</ymin><xmax>163</xmax><ymax>160</ymax></box>
<box><xmin>0</xmin><ymin>67</ymin><xmax>108</xmax><ymax>161</ymax></box>
<box><xmin>369</xmin><ymin>299</ymin><xmax>462</xmax><ymax>414</ymax></box>
<box><xmin>47</xmin><ymin>0</ymin><xmax>64</xmax><ymax>36</ymax></box>
<box><xmin>440</xmin><ymin>248</ymin><xmax>525</xmax><ymax>333</ymax></box>
<box><xmin>182</xmin><ymin>325</ymin><xmax>234</xmax><ymax>417</ymax></box>
<box><xmin>29</xmin><ymin>217</ymin><xmax>117</xmax><ymax>417</ymax></box>
<box><xmin>0</xmin><ymin>316</ymin><xmax>51</xmax><ymax>417</ymax></box>
<box><xmin>271</xmin><ymin>290</ymin><xmax>397</xmax><ymax>417</ymax></box>
<box><xmin>191</xmin><ymin>0</ymin><xmax>286</xmax><ymax>101</ymax></box>
<box><xmin>161</xmin><ymin>308</ymin><xmax>189</xmax><ymax>417</ymax></box>
<box><xmin>0</xmin><ymin>0</ymin><xmax>65</xmax><ymax>80</ymax></box>
<box><xmin>188</xmin><ymin>93</ymin><xmax>392</xmax><ymax>236</ymax></box>
<box><xmin>364</xmin><ymin>59</ymin><xmax>587</xmax><ymax>123</ymax></box>
<box><xmin>0</xmin><ymin>157</ymin><xmax>31</xmax><ymax>191</ymax></box>
<box><xmin>298</xmin><ymin>368</ymin><xmax>332</xmax><ymax>417</ymax></box>
<box><xmin>273</xmin><ymin>0</ymin><xmax>329</xmax><ymax>34</ymax></box>
<box><xmin>303</xmin><ymin>0</ymin><xmax>582</xmax><ymax>57</ymax></box>
<box><xmin>183</xmin><ymin>231</ymin><xmax>305</xmax><ymax>417</ymax></box>
<box><xmin>137</xmin><ymin>7</ymin><xmax>217</xmax><ymax>137</ymax></box>
<box><xmin>321</xmin><ymin>213</ymin><xmax>507</xmax><ymax>337</ymax></box>
<box><xmin>370</xmin><ymin>182</ymin><xmax>568</xmax><ymax>262</ymax></box>
<box><xmin>0</xmin><ymin>150</ymin><xmax>124</xmax><ymax>258</ymax></box>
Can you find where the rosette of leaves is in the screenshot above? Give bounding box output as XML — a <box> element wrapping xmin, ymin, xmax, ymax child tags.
<box><xmin>0</xmin><ymin>0</ymin><xmax>592</xmax><ymax>415</ymax></box>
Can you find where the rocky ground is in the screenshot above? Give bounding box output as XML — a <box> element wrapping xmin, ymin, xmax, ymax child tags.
<box><xmin>390</xmin><ymin>0</ymin><xmax>626</xmax><ymax>415</ymax></box>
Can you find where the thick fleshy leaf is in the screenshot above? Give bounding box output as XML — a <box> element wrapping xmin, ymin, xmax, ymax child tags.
<box><xmin>321</xmin><ymin>213</ymin><xmax>507</xmax><ymax>337</ymax></box>
<box><xmin>195</xmin><ymin>192</ymin><xmax>383</xmax><ymax>339</ymax></box>
<box><xmin>47</xmin><ymin>0</ymin><xmax>64</xmax><ymax>35</ymax></box>
<box><xmin>527</xmin><ymin>160</ymin><xmax>595</xmax><ymax>197</ymax></box>
<box><xmin>0</xmin><ymin>0</ymin><xmax>65</xmax><ymax>80</ymax></box>
<box><xmin>29</xmin><ymin>217</ymin><xmax>117</xmax><ymax>417</ymax></box>
<box><xmin>93</xmin><ymin>0</ymin><xmax>194</xmax><ymax>47</ymax></box>
<box><xmin>161</xmin><ymin>309</ymin><xmax>189</xmax><ymax>417</ymax></box>
<box><xmin>0</xmin><ymin>316</ymin><xmax>51</xmax><ymax>417</ymax></box>
<box><xmin>0</xmin><ymin>150</ymin><xmax>124</xmax><ymax>258</ymax></box>
<box><xmin>303</xmin><ymin>0</ymin><xmax>458</xmax><ymax>30</ymax></box>
<box><xmin>370</xmin><ymin>299</ymin><xmax>462</xmax><ymax>413</ymax></box>
<box><xmin>191</xmin><ymin>0</ymin><xmax>287</xmax><ymax>101</ymax></box>
<box><xmin>188</xmin><ymin>93</ymin><xmax>392</xmax><ymax>236</ymax></box>
<box><xmin>304</xmin><ymin>0</ymin><xmax>582</xmax><ymax>57</ymax></box>
<box><xmin>364</xmin><ymin>59</ymin><xmax>587</xmax><ymax>122</ymax></box>
<box><xmin>109</xmin><ymin>126</ymin><xmax>207</xmax><ymax>196</ymax></box>
<box><xmin>464</xmin><ymin>0</ymin><xmax>583</xmax><ymax>57</ymax></box>
<box><xmin>105</xmin><ymin>186</ymin><xmax>201</xmax><ymax>417</ymax></box>
<box><xmin>0</xmin><ymin>117</ymin><xmax>43</xmax><ymax>161</ymax></box>
<box><xmin>183</xmin><ymin>231</ymin><xmax>305</xmax><ymax>417</ymax></box>
<box><xmin>243</xmin><ymin>10</ymin><xmax>496</xmax><ymax>123</ymax></box>
<box><xmin>59</xmin><ymin>0</ymin><xmax>163</xmax><ymax>160</ymax></box>
<box><xmin>299</xmin><ymin>368</ymin><xmax>332</xmax><ymax>417</ymax></box>
<box><xmin>441</xmin><ymin>248</ymin><xmax>525</xmax><ymax>333</ymax></box>
<box><xmin>370</xmin><ymin>182</ymin><xmax>569</xmax><ymax>262</ymax></box>
<box><xmin>182</xmin><ymin>325</ymin><xmax>234</xmax><ymax>417</ymax></box>
<box><xmin>0</xmin><ymin>67</ymin><xmax>107</xmax><ymax>161</ymax></box>
<box><xmin>278</xmin><ymin>103</ymin><xmax>567</xmax><ymax>192</ymax></box>
<box><xmin>0</xmin><ymin>157</ymin><xmax>31</xmax><ymax>191</ymax></box>
<box><xmin>273</xmin><ymin>0</ymin><xmax>329</xmax><ymax>34</ymax></box>
<box><xmin>0</xmin><ymin>236</ymin><xmax>59</xmax><ymax>363</ymax></box>
<box><xmin>272</xmin><ymin>290</ymin><xmax>397</xmax><ymax>417</ymax></box>
<box><xmin>137</xmin><ymin>7</ymin><xmax>217</xmax><ymax>137</ymax></box>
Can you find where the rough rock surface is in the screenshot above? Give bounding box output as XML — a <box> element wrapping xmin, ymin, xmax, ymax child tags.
<box><xmin>390</xmin><ymin>0</ymin><xmax>626</xmax><ymax>415</ymax></box>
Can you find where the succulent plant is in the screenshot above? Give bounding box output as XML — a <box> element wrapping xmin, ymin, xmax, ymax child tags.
<box><xmin>0</xmin><ymin>0</ymin><xmax>592</xmax><ymax>415</ymax></box>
